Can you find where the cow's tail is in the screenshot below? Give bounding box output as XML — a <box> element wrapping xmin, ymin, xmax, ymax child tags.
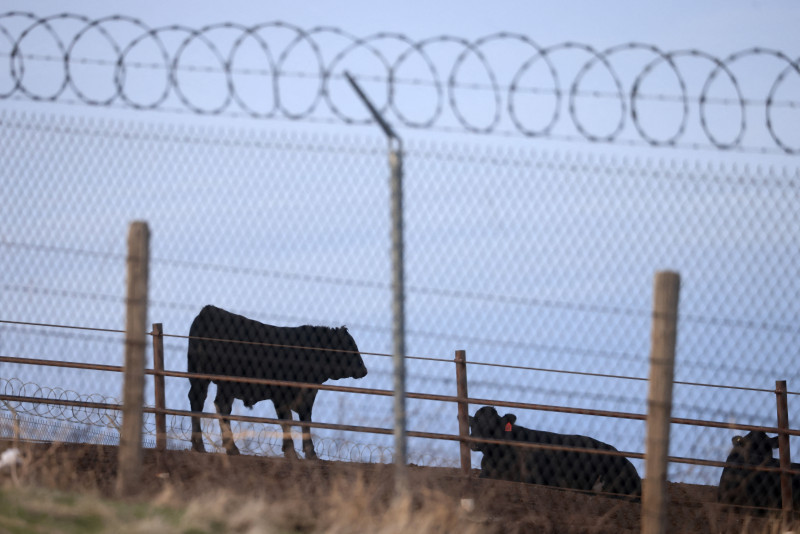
<box><xmin>187</xmin><ymin>336</ymin><xmax>210</xmax><ymax>453</ymax></box>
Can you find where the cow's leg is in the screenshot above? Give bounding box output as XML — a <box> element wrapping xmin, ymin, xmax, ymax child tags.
<box><xmin>298</xmin><ymin>414</ymin><xmax>317</xmax><ymax>460</ymax></box>
<box><xmin>274</xmin><ymin>403</ymin><xmax>299</xmax><ymax>460</ymax></box>
<box><xmin>188</xmin><ymin>377</ymin><xmax>209</xmax><ymax>453</ymax></box>
<box><xmin>213</xmin><ymin>388</ymin><xmax>240</xmax><ymax>456</ymax></box>
<box><xmin>296</xmin><ymin>389</ymin><xmax>319</xmax><ymax>460</ymax></box>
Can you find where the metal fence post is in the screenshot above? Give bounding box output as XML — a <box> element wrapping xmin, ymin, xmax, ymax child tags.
<box><xmin>642</xmin><ymin>271</ymin><xmax>680</xmax><ymax>534</ymax></box>
<box><xmin>117</xmin><ymin>221</ymin><xmax>150</xmax><ymax>497</ymax></box>
<box><xmin>776</xmin><ymin>380</ymin><xmax>792</xmax><ymax>527</ymax></box>
<box><xmin>345</xmin><ymin>71</ymin><xmax>407</xmax><ymax>494</ymax></box>
<box><xmin>389</xmin><ymin>141</ymin><xmax>407</xmax><ymax>493</ymax></box>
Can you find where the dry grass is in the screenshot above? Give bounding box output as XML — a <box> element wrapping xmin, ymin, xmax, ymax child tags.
<box><xmin>1</xmin><ymin>440</ymin><xmax>797</xmax><ymax>533</ymax></box>
<box><xmin>0</xmin><ymin>440</ymin><xmax>485</xmax><ymax>534</ymax></box>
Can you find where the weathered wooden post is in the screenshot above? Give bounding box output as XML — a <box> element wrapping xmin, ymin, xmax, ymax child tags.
<box><xmin>642</xmin><ymin>271</ymin><xmax>680</xmax><ymax>534</ymax></box>
<box><xmin>455</xmin><ymin>349</ymin><xmax>470</xmax><ymax>475</ymax></box>
<box><xmin>116</xmin><ymin>221</ymin><xmax>149</xmax><ymax>497</ymax></box>
<box><xmin>152</xmin><ymin>323</ymin><xmax>167</xmax><ymax>465</ymax></box>
<box><xmin>775</xmin><ymin>380</ymin><xmax>792</xmax><ymax>527</ymax></box>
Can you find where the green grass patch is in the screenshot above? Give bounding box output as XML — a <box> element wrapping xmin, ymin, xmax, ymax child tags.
<box><xmin>0</xmin><ymin>486</ymin><xmax>186</xmax><ymax>534</ymax></box>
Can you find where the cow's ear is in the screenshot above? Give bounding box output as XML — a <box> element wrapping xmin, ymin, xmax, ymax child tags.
<box><xmin>769</xmin><ymin>436</ymin><xmax>780</xmax><ymax>449</ymax></box>
<box><xmin>503</xmin><ymin>414</ymin><xmax>517</xmax><ymax>425</ymax></box>
<box><xmin>468</xmin><ymin>416</ymin><xmax>473</xmax><ymax>425</ymax></box>
<box><xmin>732</xmin><ymin>436</ymin><xmax>743</xmax><ymax>446</ymax></box>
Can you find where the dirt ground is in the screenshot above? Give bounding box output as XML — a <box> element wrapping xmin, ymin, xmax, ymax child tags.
<box><xmin>1</xmin><ymin>439</ymin><xmax>789</xmax><ymax>533</ymax></box>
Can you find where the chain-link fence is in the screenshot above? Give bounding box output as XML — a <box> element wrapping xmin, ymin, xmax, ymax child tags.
<box><xmin>3</xmin><ymin>108</ymin><xmax>798</xmax><ymax>480</ymax></box>
<box><xmin>2</xmin><ymin>10</ymin><xmax>800</xmax><ymax>520</ymax></box>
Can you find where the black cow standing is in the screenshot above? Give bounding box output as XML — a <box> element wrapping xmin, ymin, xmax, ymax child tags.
<box><xmin>187</xmin><ymin>305</ymin><xmax>368</xmax><ymax>459</ymax></box>
<box><xmin>468</xmin><ymin>406</ymin><xmax>641</xmax><ymax>497</ymax></box>
<box><xmin>718</xmin><ymin>430</ymin><xmax>800</xmax><ymax>511</ymax></box>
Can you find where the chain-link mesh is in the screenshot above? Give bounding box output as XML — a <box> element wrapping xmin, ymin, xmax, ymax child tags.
<box><xmin>2</xmin><ymin>12</ymin><xmax>800</xmax><ymax>518</ymax></box>
<box><xmin>3</xmin><ymin>109</ymin><xmax>798</xmax><ymax>489</ymax></box>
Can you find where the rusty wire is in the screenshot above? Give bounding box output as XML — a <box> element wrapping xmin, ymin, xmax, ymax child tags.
<box><xmin>2</xmin><ymin>318</ymin><xmax>799</xmax><ymax>493</ymax></box>
<box><xmin>4</xmin><ymin>379</ymin><xmax>800</xmax><ymax>491</ymax></box>
<box><xmin>2</xmin><ymin>316</ymin><xmax>797</xmax><ymax>399</ymax></box>
<box><xmin>4</xmin><ymin>337</ymin><xmax>800</xmax><ymax>503</ymax></box>
<box><xmin>3</xmin><ymin>348</ymin><xmax>800</xmax><ymax>439</ymax></box>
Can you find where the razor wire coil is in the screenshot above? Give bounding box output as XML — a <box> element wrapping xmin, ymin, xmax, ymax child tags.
<box><xmin>0</xmin><ymin>378</ymin><xmax>451</xmax><ymax>465</ymax></box>
<box><xmin>2</xmin><ymin>12</ymin><xmax>799</xmax><ymax>152</ymax></box>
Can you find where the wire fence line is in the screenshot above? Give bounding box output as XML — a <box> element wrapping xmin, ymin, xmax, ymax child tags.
<box><xmin>2</xmin><ymin>12</ymin><xmax>800</xmax><ymax>152</ymax></box>
<box><xmin>2</xmin><ymin>320</ymin><xmax>779</xmax><ymax>427</ymax></box>
<box><xmin>0</xmin><ymin>318</ymin><xmax>795</xmax><ymax>398</ymax></box>
<box><xmin>4</xmin><ymin>348</ymin><xmax>799</xmax><ymax>455</ymax></box>
<box><xmin>4</xmin><ymin>338</ymin><xmax>800</xmax><ymax>505</ymax></box>
<box><xmin>2</xmin><ymin>315</ymin><xmax>798</xmax><ymax>447</ymax></box>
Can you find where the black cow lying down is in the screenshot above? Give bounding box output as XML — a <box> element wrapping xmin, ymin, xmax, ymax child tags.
<box><xmin>469</xmin><ymin>406</ymin><xmax>641</xmax><ymax>497</ymax></box>
<box><xmin>188</xmin><ymin>305</ymin><xmax>368</xmax><ymax>459</ymax></box>
<box><xmin>718</xmin><ymin>430</ymin><xmax>800</xmax><ymax>512</ymax></box>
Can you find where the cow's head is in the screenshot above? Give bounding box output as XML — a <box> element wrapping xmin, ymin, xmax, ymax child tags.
<box><xmin>729</xmin><ymin>431</ymin><xmax>779</xmax><ymax>465</ymax></box>
<box><xmin>468</xmin><ymin>406</ymin><xmax>516</xmax><ymax>451</ymax></box>
<box><xmin>328</xmin><ymin>326</ymin><xmax>367</xmax><ymax>380</ymax></box>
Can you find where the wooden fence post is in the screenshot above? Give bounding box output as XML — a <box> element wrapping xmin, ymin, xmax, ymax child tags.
<box><xmin>152</xmin><ymin>323</ymin><xmax>167</xmax><ymax>465</ymax></box>
<box><xmin>116</xmin><ymin>221</ymin><xmax>150</xmax><ymax>497</ymax></box>
<box><xmin>455</xmin><ymin>349</ymin><xmax>470</xmax><ymax>475</ymax></box>
<box><xmin>776</xmin><ymin>380</ymin><xmax>792</xmax><ymax>527</ymax></box>
<box><xmin>642</xmin><ymin>271</ymin><xmax>680</xmax><ymax>534</ymax></box>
